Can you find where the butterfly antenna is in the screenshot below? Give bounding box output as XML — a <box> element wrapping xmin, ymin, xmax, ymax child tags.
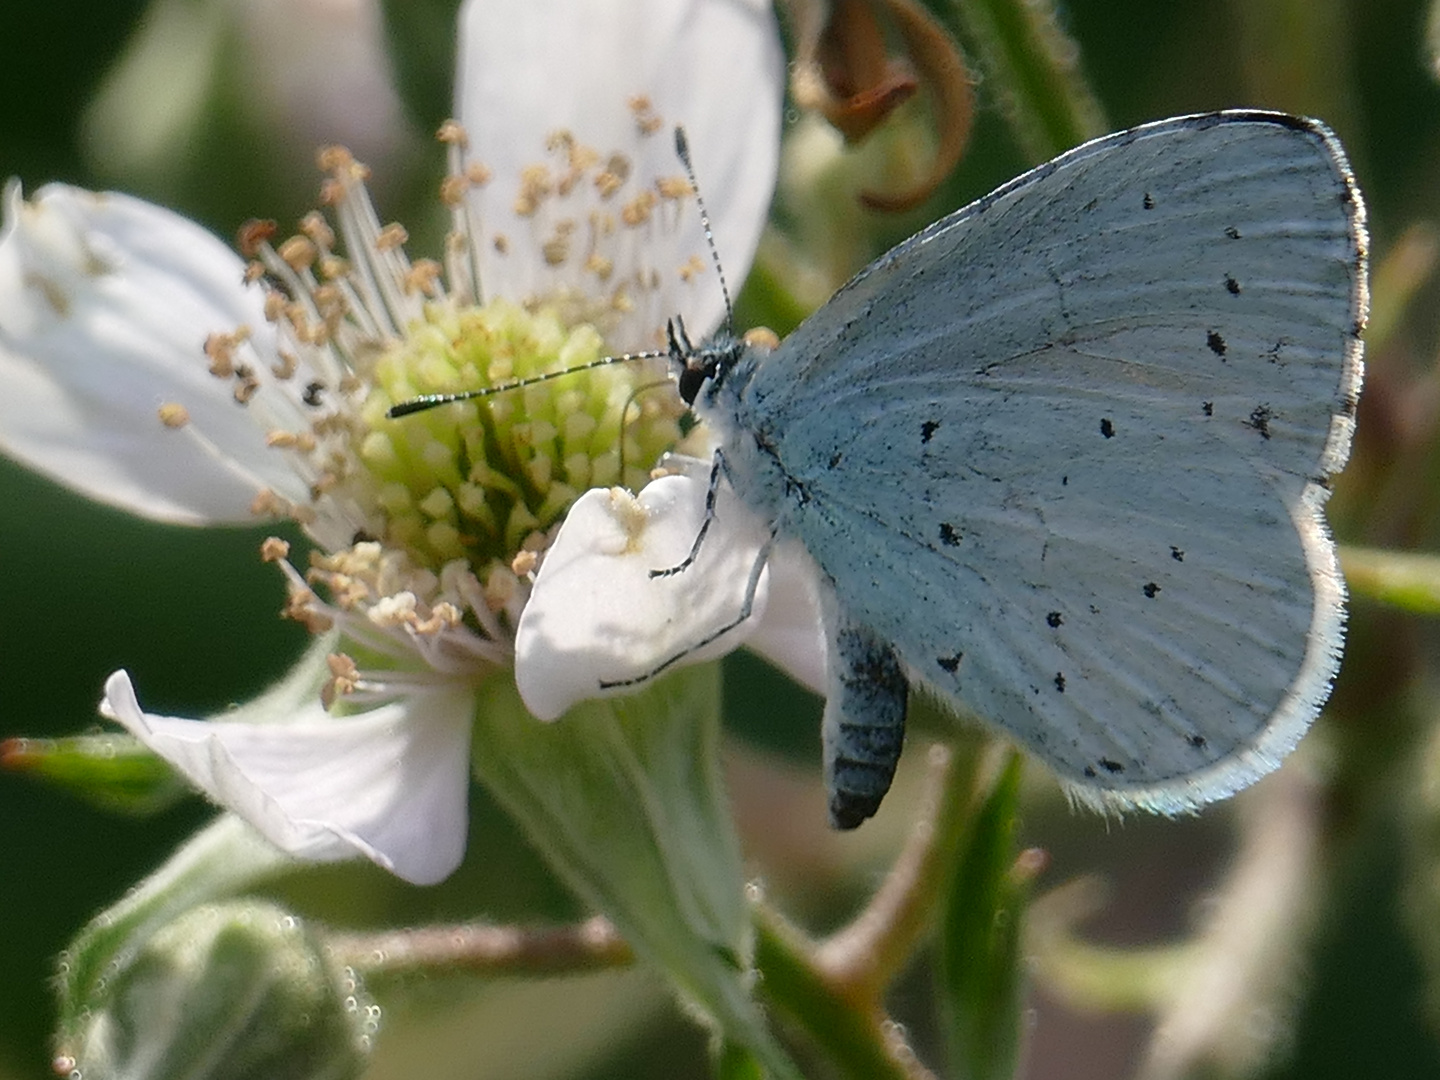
<box><xmin>674</xmin><ymin>127</ymin><xmax>734</xmax><ymax>335</ymax></box>
<box><xmin>386</xmin><ymin>349</ymin><xmax>666</xmax><ymax>418</ymax></box>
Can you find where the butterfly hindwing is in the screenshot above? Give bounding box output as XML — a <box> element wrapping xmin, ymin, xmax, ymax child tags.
<box><xmin>724</xmin><ymin>112</ymin><xmax>1365</xmax><ymax>812</ymax></box>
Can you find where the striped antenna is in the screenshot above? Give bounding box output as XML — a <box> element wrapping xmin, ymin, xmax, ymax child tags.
<box><xmin>386</xmin><ymin>348</ymin><xmax>667</xmax><ymax>419</ymax></box>
<box><xmin>673</xmin><ymin>127</ymin><xmax>734</xmax><ymax>333</ymax></box>
<box><xmin>388</xmin><ymin>129</ymin><xmax>725</xmax><ymax>421</ymax></box>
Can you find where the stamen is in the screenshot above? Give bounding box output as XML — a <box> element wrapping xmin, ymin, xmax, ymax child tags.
<box><xmin>158</xmin><ymin>403</ymin><xmax>190</xmax><ymax>428</ymax></box>
<box><xmin>171</xmin><ymin>105</ymin><xmax>706</xmax><ymax>693</ymax></box>
<box><xmin>628</xmin><ymin>95</ymin><xmax>664</xmax><ymax>136</ymax></box>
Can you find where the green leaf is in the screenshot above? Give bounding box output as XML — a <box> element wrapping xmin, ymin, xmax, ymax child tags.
<box><xmin>469</xmin><ymin>665</ymin><xmax>799</xmax><ymax>1079</ymax></box>
<box><xmin>946</xmin><ymin>0</ymin><xmax>1107</xmax><ymax>163</ymax></box>
<box><xmin>714</xmin><ymin>1041</ymin><xmax>767</xmax><ymax>1080</ymax></box>
<box><xmin>1</xmin><ymin>733</ymin><xmax>188</xmax><ymax>814</ymax></box>
<box><xmin>378</xmin><ymin>0</ymin><xmax>464</xmax><ymax>128</ymax></box>
<box><xmin>938</xmin><ymin>751</ymin><xmax>1028</xmax><ymax>1080</ymax></box>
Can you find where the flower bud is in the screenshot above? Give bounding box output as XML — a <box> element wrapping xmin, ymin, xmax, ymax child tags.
<box><xmin>58</xmin><ymin>901</ymin><xmax>373</xmax><ymax>1080</ymax></box>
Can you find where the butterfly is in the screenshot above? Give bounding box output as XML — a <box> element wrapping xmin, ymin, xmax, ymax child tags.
<box><xmin>672</xmin><ymin>111</ymin><xmax>1366</xmax><ymax>826</ymax></box>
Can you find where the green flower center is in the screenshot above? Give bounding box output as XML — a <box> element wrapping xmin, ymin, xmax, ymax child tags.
<box><xmin>355</xmin><ymin>298</ymin><xmax>683</xmax><ymax>576</ymax></box>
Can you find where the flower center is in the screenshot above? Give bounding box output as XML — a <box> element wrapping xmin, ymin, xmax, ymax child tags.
<box><xmin>169</xmin><ymin>113</ymin><xmax>708</xmax><ymax>677</ymax></box>
<box><xmin>356</xmin><ymin>297</ymin><xmax>683</xmax><ymax>577</ymax></box>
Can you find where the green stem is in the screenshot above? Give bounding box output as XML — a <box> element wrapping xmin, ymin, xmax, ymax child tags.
<box><xmin>1340</xmin><ymin>545</ymin><xmax>1440</xmax><ymax>615</ymax></box>
<box><xmin>816</xmin><ymin>743</ymin><xmax>981</xmax><ymax>993</ymax></box>
<box><xmin>755</xmin><ymin>740</ymin><xmax>998</xmax><ymax>1079</ymax></box>
<box><xmin>754</xmin><ymin>906</ymin><xmax>935</xmax><ymax>1080</ymax></box>
<box><xmin>331</xmin><ymin>915</ymin><xmax>634</xmax><ymax>988</ymax></box>
<box><xmin>947</xmin><ymin>0</ymin><xmax>1107</xmax><ymax>163</ymax></box>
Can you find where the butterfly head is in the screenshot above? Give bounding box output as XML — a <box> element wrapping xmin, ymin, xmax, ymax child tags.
<box><xmin>669</xmin><ymin>316</ymin><xmax>738</xmax><ymax>405</ymax></box>
<box><xmin>669</xmin><ymin>318</ymin><xmax>778</xmax><ymax>407</ymax></box>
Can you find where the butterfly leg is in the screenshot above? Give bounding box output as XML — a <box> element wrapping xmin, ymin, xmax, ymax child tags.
<box><xmin>649</xmin><ymin>448</ymin><xmax>729</xmax><ymax>579</ymax></box>
<box><xmin>824</xmin><ymin>614</ymin><xmax>909</xmax><ymax>829</ymax></box>
<box><xmin>599</xmin><ymin>524</ymin><xmax>777</xmax><ymax>689</ymax></box>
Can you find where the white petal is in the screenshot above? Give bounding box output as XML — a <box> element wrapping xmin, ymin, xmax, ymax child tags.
<box><xmin>456</xmin><ymin>0</ymin><xmax>784</xmax><ymax>346</ymax></box>
<box><xmin>515</xmin><ymin>472</ymin><xmax>773</xmax><ymax>720</ymax></box>
<box><xmin>101</xmin><ymin>669</ymin><xmax>474</xmax><ymax>886</ymax></box>
<box><xmin>0</xmin><ymin>181</ymin><xmax>307</xmax><ymax>524</ymax></box>
<box><xmin>239</xmin><ymin>0</ymin><xmax>414</xmax><ymax>175</ymax></box>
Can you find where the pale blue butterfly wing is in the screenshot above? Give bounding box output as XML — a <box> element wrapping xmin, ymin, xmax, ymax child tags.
<box><xmin>703</xmin><ymin>112</ymin><xmax>1365</xmax><ymax>819</ymax></box>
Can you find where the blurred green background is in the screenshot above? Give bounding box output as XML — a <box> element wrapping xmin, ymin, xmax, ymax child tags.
<box><xmin>6</xmin><ymin>1</ymin><xmax>1440</xmax><ymax>1078</ymax></box>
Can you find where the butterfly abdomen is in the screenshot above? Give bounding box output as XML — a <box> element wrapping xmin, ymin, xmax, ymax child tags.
<box><xmin>824</xmin><ymin>618</ymin><xmax>909</xmax><ymax>828</ymax></box>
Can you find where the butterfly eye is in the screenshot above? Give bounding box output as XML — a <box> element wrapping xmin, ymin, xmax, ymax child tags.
<box><xmin>677</xmin><ymin>361</ymin><xmax>709</xmax><ymax>405</ymax></box>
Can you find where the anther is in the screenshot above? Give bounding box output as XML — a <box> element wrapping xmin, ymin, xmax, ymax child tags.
<box><xmin>157</xmin><ymin>403</ymin><xmax>190</xmax><ymax>429</ymax></box>
<box><xmin>316</xmin><ymin>145</ymin><xmax>355</xmax><ymax>173</ymax></box>
<box><xmin>621</xmin><ymin>191</ymin><xmax>656</xmax><ymax>226</ymax></box>
<box><xmin>435</xmin><ymin>119</ymin><xmax>468</xmax><ymax>148</ymax></box>
<box><xmin>299</xmin><ymin>211</ymin><xmax>334</xmax><ymax>246</ymax></box>
<box><xmin>272</xmin><ymin>350</ymin><xmax>299</xmax><ymax>379</ymax></box>
<box><xmin>678</xmin><ymin>254</ymin><xmax>706</xmax><ymax>282</ymax></box>
<box><xmin>376</xmin><ymin>223</ymin><xmax>409</xmax><ymax>251</ymax></box>
<box><xmin>250</xmin><ymin>489</ymin><xmax>289</xmax><ymax>517</ymax></box>
<box><xmin>439</xmin><ymin>175</ymin><xmax>469</xmax><ymax>207</ymax></box>
<box><xmin>278</xmin><ymin>236</ymin><xmax>317</xmax><ymax>272</ymax></box>
<box><xmin>656</xmin><ymin>176</ymin><xmax>693</xmax><ymax>200</ymax></box>
<box><xmin>237</xmin><ymin>219</ymin><xmax>277</xmax><ymax>258</ymax></box>
<box><xmin>628</xmin><ymin>95</ymin><xmax>663</xmax><ymax>135</ymax></box>
<box><xmin>405</xmin><ymin>260</ymin><xmax>444</xmax><ymax>296</ymax></box>
<box><xmin>321</xmin><ymin>651</ymin><xmax>359</xmax><ymax>708</ymax></box>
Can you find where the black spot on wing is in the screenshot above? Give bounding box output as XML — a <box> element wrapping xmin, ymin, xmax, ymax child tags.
<box><xmin>1143</xmin><ymin>582</ymin><xmax>1161</xmax><ymax>599</ymax></box>
<box><xmin>303</xmin><ymin>381</ymin><xmax>325</xmax><ymax>407</ymax></box>
<box><xmin>1248</xmin><ymin>404</ymin><xmax>1274</xmax><ymax>440</ymax></box>
<box><xmin>1188</xmin><ymin>733</ymin><xmax>1208</xmax><ymax>749</ymax></box>
<box><xmin>829</xmin><ymin>450</ymin><xmax>843</xmax><ymax>469</ymax></box>
<box><xmin>921</xmin><ymin>419</ymin><xmax>940</xmax><ymax>444</ymax></box>
<box><xmin>939</xmin><ymin>523</ymin><xmax>962</xmax><ymax>547</ymax></box>
<box><xmin>1225</xmin><ymin>274</ymin><xmax>1241</xmax><ymax>295</ymax></box>
<box><xmin>1225</xmin><ymin>225</ymin><xmax>1241</xmax><ymax>240</ymax></box>
<box><xmin>1084</xmin><ymin>765</ymin><xmax>1097</xmax><ymax>778</ymax></box>
<box><xmin>1207</xmin><ymin>330</ymin><xmax>1227</xmax><ymax>357</ymax></box>
<box><xmin>1046</xmin><ymin>611</ymin><xmax>1063</xmax><ymax>628</ymax></box>
<box><xmin>1054</xmin><ymin>672</ymin><xmax>1066</xmax><ymax>692</ymax></box>
<box><xmin>937</xmin><ymin>651</ymin><xmax>963</xmax><ymax>674</ymax></box>
<box><xmin>1202</xmin><ymin>401</ymin><xmax>1214</xmax><ymax>417</ymax></box>
<box><xmin>1099</xmin><ymin>758</ymin><xmax>1125</xmax><ymax>774</ymax></box>
<box><xmin>1100</xmin><ymin>417</ymin><xmax>1115</xmax><ymax>439</ymax></box>
<box><xmin>1142</xmin><ymin>192</ymin><xmax>1155</xmax><ymax>210</ymax></box>
<box><xmin>1170</xmin><ymin>546</ymin><xmax>1184</xmax><ymax>562</ymax></box>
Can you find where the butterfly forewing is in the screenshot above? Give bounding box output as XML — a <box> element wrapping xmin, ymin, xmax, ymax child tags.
<box><xmin>734</xmin><ymin>112</ymin><xmax>1365</xmax><ymax>810</ymax></box>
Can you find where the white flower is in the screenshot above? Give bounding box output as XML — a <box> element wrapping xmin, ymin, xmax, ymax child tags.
<box><xmin>0</xmin><ymin>0</ymin><xmax>788</xmax><ymax>886</ymax></box>
<box><xmin>515</xmin><ymin>461</ymin><xmax>828</xmax><ymax>721</ymax></box>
